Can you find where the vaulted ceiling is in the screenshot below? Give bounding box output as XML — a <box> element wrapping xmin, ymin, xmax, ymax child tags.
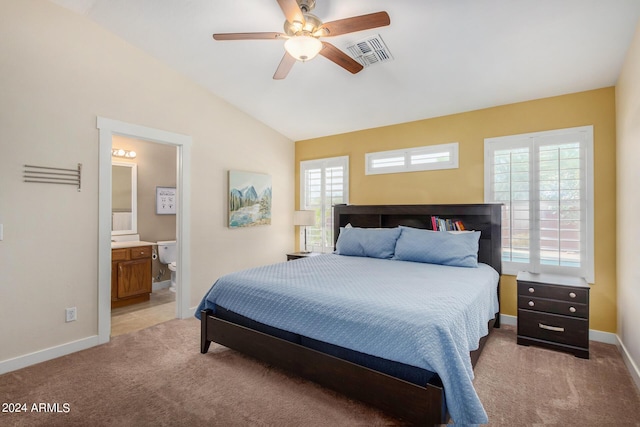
<box><xmin>50</xmin><ymin>0</ymin><xmax>640</xmax><ymax>141</ymax></box>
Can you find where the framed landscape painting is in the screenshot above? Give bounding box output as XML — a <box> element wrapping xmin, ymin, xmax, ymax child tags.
<box><xmin>228</xmin><ymin>170</ymin><xmax>272</xmax><ymax>228</ymax></box>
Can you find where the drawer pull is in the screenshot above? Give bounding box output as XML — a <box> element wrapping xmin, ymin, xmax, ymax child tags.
<box><xmin>569</xmin><ymin>306</ymin><xmax>576</xmax><ymax>313</ymax></box>
<box><xmin>528</xmin><ymin>301</ymin><xmax>535</xmax><ymax>307</ymax></box>
<box><xmin>539</xmin><ymin>323</ymin><xmax>564</xmax><ymax>333</ymax></box>
<box><xmin>569</xmin><ymin>292</ymin><xmax>576</xmax><ymax>299</ymax></box>
<box><xmin>528</xmin><ymin>287</ymin><xmax>535</xmax><ymax>294</ymax></box>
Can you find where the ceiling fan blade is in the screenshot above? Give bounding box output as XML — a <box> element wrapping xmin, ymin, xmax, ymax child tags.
<box><xmin>277</xmin><ymin>0</ymin><xmax>304</xmax><ymax>24</ymax></box>
<box><xmin>273</xmin><ymin>52</ymin><xmax>296</xmax><ymax>80</ymax></box>
<box><xmin>213</xmin><ymin>32</ymin><xmax>286</xmax><ymax>41</ymax></box>
<box><xmin>317</xmin><ymin>11</ymin><xmax>390</xmax><ymax>37</ymax></box>
<box><xmin>319</xmin><ymin>42</ymin><xmax>364</xmax><ymax>74</ymax></box>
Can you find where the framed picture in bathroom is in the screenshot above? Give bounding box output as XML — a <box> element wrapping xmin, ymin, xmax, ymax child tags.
<box><xmin>156</xmin><ymin>186</ymin><xmax>176</xmax><ymax>215</ymax></box>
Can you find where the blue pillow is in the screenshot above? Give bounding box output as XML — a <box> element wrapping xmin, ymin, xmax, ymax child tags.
<box><xmin>393</xmin><ymin>226</ymin><xmax>481</xmax><ymax>267</ymax></box>
<box><xmin>335</xmin><ymin>227</ymin><xmax>401</xmax><ymax>259</ymax></box>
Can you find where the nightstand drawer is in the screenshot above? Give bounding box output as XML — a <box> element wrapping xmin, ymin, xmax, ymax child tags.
<box><xmin>517</xmin><ymin>281</ymin><xmax>588</xmax><ymax>304</ymax></box>
<box><xmin>518</xmin><ymin>309</ymin><xmax>588</xmax><ymax>348</ymax></box>
<box><xmin>518</xmin><ymin>296</ymin><xmax>588</xmax><ymax>318</ymax></box>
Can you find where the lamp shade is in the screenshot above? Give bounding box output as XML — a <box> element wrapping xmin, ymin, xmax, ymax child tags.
<box><xmin>284</xmin><ymin>35</ymin><xmax>322</xmax><ymax>62</ymax></box>
<box><xmin>293</xmin><ymin>210</ymin><xmax>316</xmax><ymax>226</ymax></box>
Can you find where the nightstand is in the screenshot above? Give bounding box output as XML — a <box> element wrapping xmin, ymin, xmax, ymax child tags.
<box><xmin>286</xmin><ymin>252</ymin><xmax>321</xmax><ymax>261</ymax></box>
<box><xmin>517</xmin><ymin>272</ymin><xmax>590</xmax><ymax>359</ymax></box>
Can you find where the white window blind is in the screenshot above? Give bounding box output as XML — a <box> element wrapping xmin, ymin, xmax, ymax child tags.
<box><xmin>484</xmin><ymin>126</ymin><xmax>594</xmax><ymax>282</ymax></box>
<box><xmin>365</xmin><ymin>142</ymin><xmax>458</xmax><ymax>175</ymax></box>
<box><xmin>300</xmin><ymin>156</ymin><xmax>349</xmax><ymax>253</ymax></box>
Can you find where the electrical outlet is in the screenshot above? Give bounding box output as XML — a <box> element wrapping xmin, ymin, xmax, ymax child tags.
<box><xmin>65</xmin><ymin>307</ymin><xmax>77</xmax><ymax>322</ymax></box>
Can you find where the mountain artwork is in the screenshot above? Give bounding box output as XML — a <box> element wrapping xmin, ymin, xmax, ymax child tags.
<box><xmin>228</xmin><ymin>170</ymin><xmax>272</xmax><ymax>228</ymax></box>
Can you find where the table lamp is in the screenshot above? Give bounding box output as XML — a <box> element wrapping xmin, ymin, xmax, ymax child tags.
<box><xmin>293</xmin><ymin>210</ymin><xmax>316</xmax><ymax>253</ymax></box>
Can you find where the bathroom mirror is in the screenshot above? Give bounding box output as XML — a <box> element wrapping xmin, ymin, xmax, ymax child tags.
<box><xmin>112</xmin><ymin>161</ymin><xmax>138</xmax><ymax>235</ymax></box>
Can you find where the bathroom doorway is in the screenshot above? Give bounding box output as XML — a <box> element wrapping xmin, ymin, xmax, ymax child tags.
<box><xmin>110</xmin><ymin>135</ymin><xmax>178</xmax><ymax>337</ymax></box>
<box><xmin>97</xmin><ymin>117</ymin><xmax>192</xmax><ymax>345</ymax></box>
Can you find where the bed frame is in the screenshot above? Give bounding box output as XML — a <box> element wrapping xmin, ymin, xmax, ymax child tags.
<box><xmin>201</xmin><ymin>204</ymin><xmax>502</xmax><ymax>424</ymax></box>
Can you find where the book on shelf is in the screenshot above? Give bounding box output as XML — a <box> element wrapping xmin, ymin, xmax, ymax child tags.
<box><xmin>430</xmin><ymin>216</ymin><xmax>466</xmax><ymax>231</ymax></box>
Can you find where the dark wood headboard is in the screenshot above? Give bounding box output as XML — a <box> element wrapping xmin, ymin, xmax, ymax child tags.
<box><xmin>333</xmin><ymin>204</ymin><xmax>502</xmax><ymax>275</ymax></box>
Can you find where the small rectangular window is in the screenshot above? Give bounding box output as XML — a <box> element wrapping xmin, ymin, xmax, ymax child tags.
<box><xmin>365</xmin><ymin>143</ymin><xmax>458</xmax><ymax>175</ymax></box>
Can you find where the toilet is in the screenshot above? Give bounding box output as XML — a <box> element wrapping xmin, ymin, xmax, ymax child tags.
<box><xmin>157</xmin><ymin>240</ymin><xmax>177</xmax><ymax>292</ymax></box>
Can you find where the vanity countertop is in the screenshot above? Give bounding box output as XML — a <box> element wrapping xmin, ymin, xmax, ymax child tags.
<box><xmin>111</xmin><ymin>241</ymin><xmax>155</xmax><ymax>249</ymax></box>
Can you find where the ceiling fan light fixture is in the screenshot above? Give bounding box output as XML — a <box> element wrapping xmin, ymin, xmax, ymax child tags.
<box><xmin>284</xmin><ymin>35</ymin><xmax>322</xmax><ymax>62</ymax></box>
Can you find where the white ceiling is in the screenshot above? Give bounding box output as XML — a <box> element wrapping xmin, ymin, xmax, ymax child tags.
<box><xmin>50</xmin><ymin>0</ymin><xmax>640</xmax><ymax>141</ymax></box>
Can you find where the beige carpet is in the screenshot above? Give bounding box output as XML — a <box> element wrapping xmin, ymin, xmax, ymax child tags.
<box><xmin>1</xmin><ymin>319</ymin><xmax>639</xmax><ymax>426</ymax></box>
<box><xmin>474</xmin><ymin>326</ymin><xmax>640</xmax><ymax>426</ymax></box>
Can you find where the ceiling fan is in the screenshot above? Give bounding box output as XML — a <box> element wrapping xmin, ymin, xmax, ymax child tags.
<box><xmin>212</xmin><ymin>0</ymin><xmax>390</xmax><ymax>79</ymax></box>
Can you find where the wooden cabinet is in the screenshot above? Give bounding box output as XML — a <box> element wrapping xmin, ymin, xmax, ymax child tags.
<box><xmin>517</xmin><ymin>271</ymin><xmax>590</xmax><ymax>359</ymax></box>
<box><xmin>111</xmin><ymin>245</ymin><xmax>152</xmax><ymax>308</ymax></box>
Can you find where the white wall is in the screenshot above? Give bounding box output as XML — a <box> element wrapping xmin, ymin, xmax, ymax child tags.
<box><xmin>616</xmin><ymin>18</ymin><xmax>640</xmax><ymax>388</ymax></box>
<box><xmin>0</xmin><ymin>0</ymin><xmax>294</xmax><ymax>365</ymax></box>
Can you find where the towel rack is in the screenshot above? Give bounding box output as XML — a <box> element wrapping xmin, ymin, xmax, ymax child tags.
<box><xmin>23</xmin><ymin>163</ymin><xmax>82</xmax><ymax>191</ymax></box>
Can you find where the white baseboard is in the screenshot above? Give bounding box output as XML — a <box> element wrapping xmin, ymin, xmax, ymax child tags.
<box><xmin>2</xmin><ymin>303</ymin><xmax>191</xmax><ymax>374</ymax></box>
<box><xmin>617</xmin><ymin>337</ymin><xmax>640</xmax><ymax>392</ymax></box>
<box><xmin>185</xmin><ymin>305</ymin><xmax>197</xmax><ymax>319</ymax></box>
<box><xmin>589</xmin><ymin>328</ymin><xmax>618</xmax><ymax>344</ymax></box>
<box><xmin>153</xmin><ymin>280</ymin><xmax>171</xmax><ymax>291</ymax></box>
<box><xmin>500</xmin><ymin>313</ymin><xmax>517</xmax><ymax>326</ymax></box>
<box><xmin>0</xmin><ymin>335</ymin><xmax>99</xmax><ymax>375</ymax></box>
<box><xmin>499</xmin><ymin>313</ymin><xmax>617</xmax><ymax>344</ymax></box>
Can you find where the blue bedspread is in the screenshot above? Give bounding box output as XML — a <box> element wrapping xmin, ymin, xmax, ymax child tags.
<box><xmin>196</xmin><ymin>254</ymin><xmax>499</xmax><ymax>424</ymax></box>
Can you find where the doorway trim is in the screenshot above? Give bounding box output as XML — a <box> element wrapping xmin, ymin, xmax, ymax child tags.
<box><xmin>97</xmin><ymin>117</ymin><xmax>192</xmax><ymax>344</ymax></box>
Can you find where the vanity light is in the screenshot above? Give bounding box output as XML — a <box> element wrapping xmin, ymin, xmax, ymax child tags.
<box><xmin>112</xmin><ymin>148</ymin><xmax>137</xmax><ymax>159</ymax></box>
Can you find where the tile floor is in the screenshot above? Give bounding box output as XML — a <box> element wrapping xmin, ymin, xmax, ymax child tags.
<box><xmin>111</xmin><ymin>288</ymin><xmax>176</xmax><ymax>337</ymax></box>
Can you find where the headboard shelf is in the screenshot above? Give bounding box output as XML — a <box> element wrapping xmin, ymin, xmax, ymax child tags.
<box><xmin>333</xmin><ymin>204</ymin><xmax>502</xmax><ymax>275</ymax></box>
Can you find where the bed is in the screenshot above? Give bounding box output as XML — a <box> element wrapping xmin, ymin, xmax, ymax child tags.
<box><xmin>198</xmin><ymin>204</ymin><xmax>502</xmax><ymax>424</ymax></box>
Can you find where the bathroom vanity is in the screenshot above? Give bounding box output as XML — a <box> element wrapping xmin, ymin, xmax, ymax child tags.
<box><xmin>111</xmin><ymin>242</ymin><xmax>153</xmax><ymax>308</ymax></box>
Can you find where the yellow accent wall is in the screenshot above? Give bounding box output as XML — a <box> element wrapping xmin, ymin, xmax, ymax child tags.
<box><xmin>295</xmin><ymin>87</ymin><xmax>617</xmax><ymax>333</ymax></box>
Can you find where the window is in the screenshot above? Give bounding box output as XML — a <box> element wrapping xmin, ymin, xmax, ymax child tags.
<box><xmin>365</xmin><ymin>142</ymin><xmax>458</xmax><ymax>175</ymax></box>
<box><xmin>484</xmin><ymin>126</ymin><xmax>594</xmax><ymax>282</ymax></box>
<box><xmin>300</xmin><ymin>156</ymin><xmax>349</xmax><ymax>253</ymax></box>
